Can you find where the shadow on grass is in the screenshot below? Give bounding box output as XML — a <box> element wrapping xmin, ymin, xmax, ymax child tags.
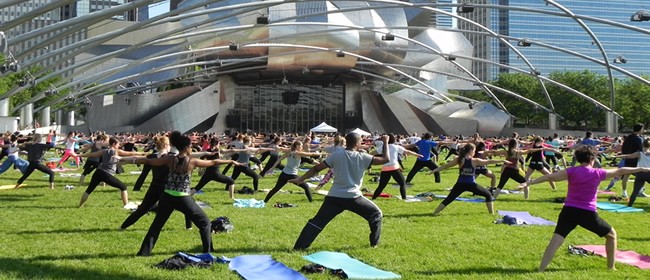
<box><xmin>30</xmin><ymin>252</ymin><xmax>131</xmax><ymax>261</ymax></box>
<box><xmin>14</xmin><ymin>227</ymin><xmax>116</xmax><ymax>235</ymax></box>
<box><xmin>0</xmin><ymin>194</ymin><xmax>45</xmax><ymax>201</ymax></box>
<box><xmin>620</xmin><ymin>236</ymin><xmax>650</xmax><ymax>242</ymax></box>
<box><xmin>416</xmin><ymin>267</ymin><xmax>534</xmax><ymax>276</ymax></box>
<box><xmin>0</xmin><ymin>257</ymin><xmax>161</xmax><ymax>280</ymax></box>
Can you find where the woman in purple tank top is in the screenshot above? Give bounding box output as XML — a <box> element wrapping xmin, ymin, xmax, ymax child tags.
<box><xmin>518</xmin><ymin>145</ymin><xmax>650</xmax><ymax>271</ymax></box>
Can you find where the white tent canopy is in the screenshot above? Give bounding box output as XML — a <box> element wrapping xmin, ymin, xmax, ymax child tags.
<box><xmin>349</xmin><ymin>128</ymin><xmax>371</xmax><ymax>136</ymax></box>
<box><xmin>310</xmin><ymin>122</ymin><xmax>337</xmax><ymax>133</ymax></box>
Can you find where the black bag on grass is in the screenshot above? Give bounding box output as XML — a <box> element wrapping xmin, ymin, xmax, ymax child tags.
<box><xmin>211</xmin><ymin>216</ymin><xmax>234</xmax><ymax>233</ymax></box>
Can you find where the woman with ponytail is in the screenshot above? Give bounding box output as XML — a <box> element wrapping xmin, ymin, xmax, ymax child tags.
<box><xmin>428</xmin><ymin>143</ymin><xmax>510</xmax><ymax>215</ymax></box>
<box><xmin>122</xmin><ymin>131</ymin><xmax>242</xmax><ymax>256</ymax></box>
<box><xmin>78</xmin><ymin>137</ymin><xmax>147</xmax><ymax>207</ymax></box>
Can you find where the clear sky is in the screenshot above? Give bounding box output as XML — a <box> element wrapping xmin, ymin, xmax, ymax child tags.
<box><xmin>149</xmin><ymin>0</ymin><xmax>170</xmax><ymax>17</ymax></box>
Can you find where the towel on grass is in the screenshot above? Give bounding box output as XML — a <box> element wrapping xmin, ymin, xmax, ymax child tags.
<box><xmin>52</xmin><ymin>167</ymin><xmax>77</xmax><ymax>172</ymax></box>
<box><xmin>303</xmin><ymin>251</ymin><xmax>400</xmax><ymax>279</ymax></box>
<box><xmin>497</xmin><ymin>211</ymin><xmax>556</xmax><ymax>226</ymax></box>
<box><xmin>575</xmin><ymin>245</ymin><xmax>650</xmax><ymax>269</ymax></box>
<box><xmin>596</xmin><ymin>202</ymin><xmax>643</xmax><ymax>212</ymax></box>
<box><xmin>59</xmin><ymin>173</ymin><xmax>82</xmax><ymax>178</ymax></box>
<box><xmin>233</xmin><ymin>199</ymin><xmax>265</xmax><ymax>208</ymax></box>
<box><xmin>229</xmin><ymin>255</ymin><xmax>307</xmax><ymax>280</ymax></box>
<box><xmin>402</xmin><ymin>195</ymin><xmax>432</xmax><ymax>202</ymax></box>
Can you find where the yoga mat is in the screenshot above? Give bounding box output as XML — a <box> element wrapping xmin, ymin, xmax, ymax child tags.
<box><xmin>596</xmin><ymin>202</ymin><xmax>644</xmax><ymax>212</ymax></box>
<box><xmin>229</xmin><ymin>255</ymin><xmax>307</xmax><ymax>280</ymax></box>
<box><xmin>299</xmin><ymin>168</ymin><xmax>311</xmax><ymax>172</ymax></box>
<box><xmin>0</xmin><ymin>184</ymin><xmax>23</xmax><ymax>190</ymax></box>
<box><xmin>391</xmin><ymin>184</ymin><xmax>413</xmax><ymax>189</ymax></box>
<box><xmin>575</xmin><ymin>245</ymin><xmax>650</xmax><ymax>269</ymax></box>
<box><xmin>433</xmin><ymin>194</ymin><xmax>488</xmax><ymax>203</ymax></box>
<box><xmin>497</xmin><ymin>211</ymin><xmax>556</xmax><ymax>226</ymax></box>
<box><xmin>597</xmin><ymin>190</ymin><xmax>617</xmax><ymax>195</ymax></box>
<box><xmin>304</xmin><ymin>251</ymin><xmax>401</xmax><ymax>279</ymax></box>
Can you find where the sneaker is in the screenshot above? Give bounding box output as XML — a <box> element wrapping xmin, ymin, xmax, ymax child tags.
<box><xmin>639</xmin><ymin>192</ymin><xmax>649</xmax><ymax>198</ymax></box>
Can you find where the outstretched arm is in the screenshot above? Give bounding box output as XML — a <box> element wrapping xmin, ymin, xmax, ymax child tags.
<box><xmin>605</xmin><ymin>167</ymin><xmax>650</xmax><ymax>180</ymax></box>
<box><xmin>611</xmin><ymin>152</ymin><xmax>640</xmax><ymax>159</ymax></box>
<box><xmin>288</xmin><ymin>162</ymin><xmax>328</xmax><ymax>185</ymax></box>
<box><xmin>517</xmin><ymin>170</ymin><xmax>568</xmax><ymax>189</ymax></box>
<box><xmin>429</xmin><ymin>157</ymin><xmax>460</xmax><ymax>174</ymax></box>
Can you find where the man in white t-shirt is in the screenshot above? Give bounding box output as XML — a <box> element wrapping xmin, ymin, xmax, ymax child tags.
<box><xmin>290</xmin><ymin>133</ymin><xmax>390</xmax><ymax>249</ymax></box>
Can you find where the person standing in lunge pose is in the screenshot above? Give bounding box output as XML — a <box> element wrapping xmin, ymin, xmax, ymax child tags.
<box><xmin>289</xmin><ymin>133</ymin><xmax>389</xmax><ymax>250</ymax></box>
<box><xmin>611</xmin><ymin>137</ymin><xmax>650</xmax><ymax>207</ymax></box>
<box><xmin>120</xmin><ymin>132</ymin><xmax>237</xmax><ymax>256</ymax></box>
<box><xmin>371</xmin><ymin>134</ymin><xmax>423</xmax><ymax>200</ymax></box>
<box><xmin>15</xmin><ymin>134</ymin><xmax>55</xmax><ymax>189</ymax></box>
<box><xmin>403</xmin><ymin>132</ymin><xmax>445</xmax><ymax>185</ymax></box>
<box><xmin>518</xmin><ymin>145</ymin><xmax>650</xmax><ymax>271</ymax></box>
<box><xmin>428</xmin><ymin>143</ymin><xmax>510</xmax><ymax>215</ymax></box>
<box><xmin>78</xmin><ymin>137</ymin><xmax>146</xmax><ymax>207</ymax></box>
<box><xmin>264</xmin><ymin>140</ymin><xmax>323</xmax><ymax>203</ymax></box>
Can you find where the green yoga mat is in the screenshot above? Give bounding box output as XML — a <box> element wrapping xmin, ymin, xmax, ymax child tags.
<box><xmin>303</xmin><ymin>251</ymin><xmax>400</xmax><ymax>279</ymax></box>
<box><xmin>596</xmin><ymin>202</ymin><xmax>644</xmax><ymax>212</ymax></box>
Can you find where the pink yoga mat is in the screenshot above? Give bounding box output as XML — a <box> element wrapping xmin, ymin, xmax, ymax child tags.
<box><xmin>597</xmin><ymin>190</ymin><xmax>616</xmax><ymax>195</ymax></box>
<box><xmin>575</xmin><ymin>245</ymin><xmax>650</xmax><ymax>269</ymax></box>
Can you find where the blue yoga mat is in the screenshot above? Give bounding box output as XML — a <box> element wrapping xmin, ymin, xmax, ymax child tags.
<box><xmin>596</xmin><ymin>202</ymin><xmax>644</xmax><ymax>212</ymax></box>
<box><xmin>229</xmin><ymin>255</ymin><xmax>307</xmax><ymax>280</ymax></box>
<box><xmin>434</xmin><ymin>194</ymin><xmax>488</xmax><ymax>203</ymax></box>
<box><xmin>304</xmin><ymin>251</ymin><xmax>401</xmax><ymax>279</ymax></box>
<box><xmin>497</xmin><ymin>211</ymin><xmax>556</xmax><ymax>226</ymax></box>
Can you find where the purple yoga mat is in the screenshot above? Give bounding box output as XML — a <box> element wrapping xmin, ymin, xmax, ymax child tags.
<box><xmin>497</xmin><ymin>211</ymin><xmax>556</xmax><ymax>226</ymax></box>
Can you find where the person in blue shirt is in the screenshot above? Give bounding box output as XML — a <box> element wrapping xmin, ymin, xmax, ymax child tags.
<box><xmin>570</xmin><ymin>132</ymin><xmax>612</xmax><ymax>168</ymax></box>
<box><xmin>403</xmin><ymin>132</ymin><xmax>448</xmax><ymax>184</ymax></box>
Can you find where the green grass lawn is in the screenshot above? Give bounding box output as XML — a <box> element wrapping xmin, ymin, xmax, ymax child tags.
<box><xmin>0</xmin><ymin>154</ymin><xmax>649</xmax><ymax>280</ymax></box>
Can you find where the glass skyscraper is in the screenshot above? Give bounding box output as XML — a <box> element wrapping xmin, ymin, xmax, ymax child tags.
<box><xmin>459</xmin><ymin>0</ymin><xmax>650</xmax><ymax>81</ymax></box>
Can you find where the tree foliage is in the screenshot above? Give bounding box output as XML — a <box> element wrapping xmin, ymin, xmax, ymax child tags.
<box><xmin>456</xmin><ymin>70</ymin><xmax>650</xmax><ymax>132</ymax></box>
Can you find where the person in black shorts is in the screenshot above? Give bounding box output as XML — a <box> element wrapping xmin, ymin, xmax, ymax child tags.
<box><xmin>518</xmin><ymin>145</ymin><xmax>650</xmax><ymax>271</ymax></box>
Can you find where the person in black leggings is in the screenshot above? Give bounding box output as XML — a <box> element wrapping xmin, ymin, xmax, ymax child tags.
<box><xmin>78</xmin><ymin>134</ymin><xmax>108</xmax><ymax>185</ymax></box>
<box><xmin>193</xmin><ymin>138</ymin><xmax>241</xmax><ymax>199</ymax></box>
<box><xmin>491</xmin><ymin>139</ymin><xmax>551</xmax><ymax>199</ymax></box>
<box><xmin>122</xmin><ymin>131</ymin><xmax>237</xmax><ymax>256</ymax></box>
<box><xmin>78</xmin><ymin>137</ymin><xmax>146</xmax><ymax>207</ymax></box>
<box><xmin>524</xmin><ymin>137</ymin><xmax>561</xmax><ymax>191</ymax></box>
<box><xmin>403</xmin><ymin>132</ymin><xmax>448</xmax><ymax>184</ymax></box>
<box><xmin>371</xmin><ymin>134</ymin><xmax>423</xmax><ymax>200</ymax></box>
<box><xmin>230</xmin><ymin>136</ymin><xmax>274</xmax><ymax>191</ymax></box>
<box><xmin>264</xmin><ymin>140</ymin><xmax>321</xmax><ymax>203</ymax></box>
<box><xmin>429</xmin><ymin>143</ymin><xmax>509</xmax><ymax>215</ymax></box>
<box><xmin>15</xmin><ymin>134</ymin><xmax>55</xmax><ymax>190</ymax></box>
<box><xmin>259</xmin><ymin>137</ymin><xmax>285</xmax><ymax>177</ymax></box>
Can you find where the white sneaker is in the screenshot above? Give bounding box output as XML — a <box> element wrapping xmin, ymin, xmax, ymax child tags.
<box><xmin>639</xmin><ymin>192</ymin><xmax>649</xmax><ymax>198</ymax></box>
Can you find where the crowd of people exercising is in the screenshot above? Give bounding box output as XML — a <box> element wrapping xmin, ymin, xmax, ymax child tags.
<box><xmin>2</xmin><ymin>123</ymin><xmax>649</xmax><ymax>271</ymax></box>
